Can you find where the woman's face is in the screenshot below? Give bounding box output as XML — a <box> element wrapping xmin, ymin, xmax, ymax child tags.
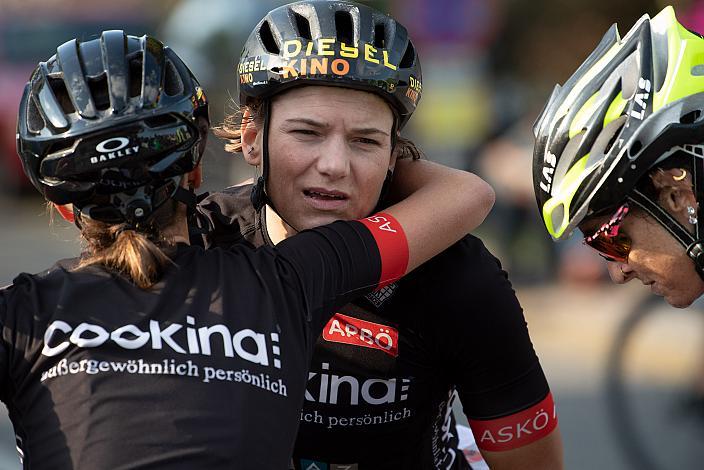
<box><xmin>580</xmin><ymin>207</ymin><xmax>704</xmax><ymax>308</ymax></box>
<box><xmin>262</xmin><ymin>86</ymin><xmax>395</xmax><ymax>231</ymax></box>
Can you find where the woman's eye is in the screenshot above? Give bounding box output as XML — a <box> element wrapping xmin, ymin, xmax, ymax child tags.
<box><xmin>355</xmin><ymin>137</ymin><xmax>381</xmax><ymax>146</ymax></box>
<box><xmin>292</xmin><ymin>129</ymin><xmax>318</xmax><ymax>136</ymax></box>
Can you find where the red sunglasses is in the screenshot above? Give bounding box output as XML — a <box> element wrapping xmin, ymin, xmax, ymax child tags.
<box><xmin>583</xmin><ymin>203</ymin><xmax>631</xmax><ymax>262</ymax></box>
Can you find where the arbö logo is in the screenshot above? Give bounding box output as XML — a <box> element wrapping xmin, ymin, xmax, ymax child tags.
<box><xmin>322</xmin><ymin>313</ymin><xmax>398</xmax><ymax>356</ymax></box>
<box><xmin>91</xmin><ymin>136</ymin><xmax>140</xmax><ymax>164</ymax></box>
<box><xmin>42</xmin><ymin>316</ymin><xmax>282</xmax><ymax>368</ymax></box>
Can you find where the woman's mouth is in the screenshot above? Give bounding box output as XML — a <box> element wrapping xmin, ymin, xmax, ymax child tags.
<box><xmin>303</xmin><ymin>188</ymin><xmax>349</xmax><ymax>210</ymax></box>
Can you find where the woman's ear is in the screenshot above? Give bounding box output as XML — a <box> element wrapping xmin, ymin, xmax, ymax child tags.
<box><xmin>241</xmin><ymin>108</ymin><xmax>262</xmax><ymax>166</ymax></box>
<box><xmin>651</xmin><ymin>168</ymin><xmax>698</xmax><ymax>229</ymax></box>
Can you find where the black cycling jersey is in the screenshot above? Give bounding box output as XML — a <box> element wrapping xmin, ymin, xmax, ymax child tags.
<box><xmin>0</xmin><ymin>220</ymin><xmax>400</xmax><ymax>470</ymax></box>
<box><xmin>197</xmin><ymin>186</ymin><xmax>554</xmax><ymax>470</ymax></box>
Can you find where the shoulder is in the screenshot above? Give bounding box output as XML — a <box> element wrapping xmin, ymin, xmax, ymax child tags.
<box><xmin>395</xmin><ymin>234</ymin><xmax>525</xmax><ymax>340</ymax></box>
<box><xmin>197</xmin><ymin>184</ymin><xmax>261</xmax><ymax>248</ymax></box>
<box><xmin>1</xmin><ymin>258</ymin><xmax>80</xmax><ymax>316</ymax></box>
<box><xmin>411</xmin><ymin>234</ymin><xmax>509</xmax><ymax>293</ymax></box>
<box><xmin>200</xmin><ymin>184</ymin><xmax>253</xmax><ymax>211</ymax></box>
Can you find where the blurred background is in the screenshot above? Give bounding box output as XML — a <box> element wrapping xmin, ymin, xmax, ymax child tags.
<box><xmin>2</xmin><ymin>0</ymin><xmax>704</xmax><ymax>468</ymax></box>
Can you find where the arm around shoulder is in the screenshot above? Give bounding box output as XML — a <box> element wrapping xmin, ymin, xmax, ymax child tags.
<box><xmin>384</xmin><ymin>159</ymin><xmax>495</xmax><ymax>273</ymax></box>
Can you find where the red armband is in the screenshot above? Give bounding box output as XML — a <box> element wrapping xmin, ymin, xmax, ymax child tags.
<box><xmin>358</xmin><ymin>212</ymin><xmax>409</xmax><ymax>289</ymax></box>
<box><xmin>469</xmin><ymin>392</ymin><xmax>558</xmax><ymax>452</ymax></box>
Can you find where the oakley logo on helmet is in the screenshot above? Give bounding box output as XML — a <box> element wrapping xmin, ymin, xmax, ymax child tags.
<box><xmin>629</xmin><ymin>77</ymin><xmax>652</xmax><ymax>120</ymax></box>
<box><xmin>322</xmin><ymin>313</ymin><xmax>399</xmax><ymax>356</ymax></box>
<box><xmin>91</xmin><ymin>136</ymin><xmax>140</xmax><ymax>164</ymax></box>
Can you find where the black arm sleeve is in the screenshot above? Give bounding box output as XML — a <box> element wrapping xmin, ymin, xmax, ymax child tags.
<box><xmin>422</xmin><ymin>236</ymin><xmax>550</xmax><ymax>419</ymax></box>
<box><xmin>274</xmin><ymin>220</ymin><xmax>383</xmax><ymax>331</ymax></box>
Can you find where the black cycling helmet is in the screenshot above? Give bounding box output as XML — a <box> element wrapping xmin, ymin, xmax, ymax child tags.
<box><xmin>239</xmin><ymin>0</ymin><xmax>421</xmax><ymax>212</ymax></box>
<box><xmin>238</xmin><ymin>0</ymin><xmax>422</xmax><ymax>128</ymax></box>
<box><xmin>17</xmin><ymin>30</ymin><xmax>209</xmax><ymax>225</ymax></box>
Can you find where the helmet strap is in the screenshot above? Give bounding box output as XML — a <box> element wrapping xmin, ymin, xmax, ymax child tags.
<box><xmin>250</xmin><ymin>99</ymin><xmax>302</xmax><ymax>235</ymax></box>
<box><xmin>251</xmin><ymin>99</ymin><xmax>271</xmax><ymax>212</ymax></box>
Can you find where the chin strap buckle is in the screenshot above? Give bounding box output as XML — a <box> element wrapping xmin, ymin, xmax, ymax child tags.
<box><xmin>251</xmin><ymin>176</ymin><xmax>267</xmax><ymax>212</ymax></box>
<box><xmin>687</xmin><ymin>241</ymin><xmax>704</xmax><ymax>279</ymax></box>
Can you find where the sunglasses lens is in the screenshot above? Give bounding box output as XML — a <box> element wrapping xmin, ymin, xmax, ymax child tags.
<box><xmin>584</xmin><ymin>232</ymin><xmax>631</xmax><ymax>262</ymax></box>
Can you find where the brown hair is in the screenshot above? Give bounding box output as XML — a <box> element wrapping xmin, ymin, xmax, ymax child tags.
<box><xmin>213</xmin><ymin>98</ymin><xmax>425</xmax><ymax>160</ymax></box>
<box><xmin>74</xmin><ymin>201</ymin><xmax>179</xmax><ymax>289</ymax></box>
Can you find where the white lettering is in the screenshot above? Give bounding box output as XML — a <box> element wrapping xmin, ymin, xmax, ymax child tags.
<box><xmin>360</xmin><ymin>378</ymin><xmax>396</xmax><ymax>405</ymax></box>
<box><xmin>199</xmin><ymin>325</ymin><xmax>235</xmax><ymax>357</ymax></box>
<box><xmin>42</xmin><ymin>321</ymin><xmax>72</xmax><ymax>356</ymax></box>
<box><xmin>111</xmin><ymin>324</ymin><xmax>149</xmax><ymax>349</ymax></box>
<box><xmin>233</xmin><ymin>329</ymin><xmax>269</xmax><ymax>366</ymax></box>
<box><xmin>41</xmin><ymin>319</ymin><xmax>275</xmax><ymax>368</ymax></box>
<box><xmin>378</xmin><ymin>221</ymin><xmax>397</xmax><ymax>233</ymax></box>
<box><xmin>70</xmin><ymin>323</ymin><xmax>109</xmax><ymax>348</ymax></box>
<box><xmin>328</xmin><ymin>319</ymin><xmax>345</xmax><ymax>336</ymax></box>
<box><xmin>149</xmin><ymin>320</ymin><xmax>185</xmax><ymax>353</ymax></box>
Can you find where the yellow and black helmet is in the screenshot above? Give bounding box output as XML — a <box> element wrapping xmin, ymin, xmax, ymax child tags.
<box><xmin>533</xmin><ymin>6</ymin><xmax>704</xmax><ymax>241</ymax></box>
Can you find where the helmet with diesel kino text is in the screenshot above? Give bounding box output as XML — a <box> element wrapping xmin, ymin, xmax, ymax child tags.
<box><xmin>238</xmin><ymin>0</ymin><xmax>422</xmax><ymax>129</ymax></box>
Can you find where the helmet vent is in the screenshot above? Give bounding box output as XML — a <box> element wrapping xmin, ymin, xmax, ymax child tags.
<box><xmin>399</xmin><ymin>40</ymin><xmax>415</xmax><ymax>68</ymax></box>
<box><xmin>48</xmin><ymin>77</ymin><xmax>76</xmax><ymax>115</ymax></box>
<box><xmin>589</xmin><ymin>115</ymin><xmax>627</xmax><ymax>161</ymax></box>
<box><xmin>46</xmin><ymin>139</ymin><xmax>76</xmax><ymax>156</ymax></box>
<box><xmin>129</xmin><ymin>54</ymin><xmax>143</xmax><ymax>98</ymax></box>
<box><xmin>88</xmin><ymin>74</ymin><xmax>110</xmax><ymax>111</ymax></box>
<box><xmin>27</xmin><ymin>96</ymin><xmax>46</xmax><ymax>133</ymax></box>
<box><xmin>163</xmin><ymin>59</ymin><xmax>184</xmax><ymax>96</ymax></box>
<box><xmin>604</xmin><ymin>121</ymin><xmax>625</xmax><ymax>155</ymax></box>
<box><xmin>335</xmin><ymin>11</ymin><xmax>354</xmax><ymax>45</ymax></box>
<box><xmin>374</xmin><ymin>24</ymin><xmax>386</xmax><ymax>48</ymax></box>
<box><xmin>294</xmin><ymin>12</ymin><xmax>312</xmax><ymax>41</ymax></box>
<box><xmin>144</xmin><ymin>114</ymin><xmax>178</xmax><ymax>128</ymax></box>
<box><xmin>652</xmin><ymin>30</ymin><xmax>668</xmax><ymax>92</ymax></box>
<box><xmin>629</xmin><ymin>140</ymin><xmax>643</xmax><ymax>157</ymax></box>
<box><xmin>680</xmin><ymin>110</ymin><xmax>702</xmax><ymax>124</ymax></box>
<box><xmin>259</xmin><ymin>21</ymin><xmax>280</xmax><ymax>54</ymax></box>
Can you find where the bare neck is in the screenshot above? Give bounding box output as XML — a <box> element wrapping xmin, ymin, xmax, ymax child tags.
<box><xmin>264</xmin><ymin>205</ymin><xmax>296</xmax><ymax>245</ymax></box>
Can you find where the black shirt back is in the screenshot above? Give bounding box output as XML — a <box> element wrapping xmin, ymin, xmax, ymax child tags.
<box><xmin>0</xmin><ymin>221</ymin><xmax>390</xmax><ymax>469</ymax></box>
